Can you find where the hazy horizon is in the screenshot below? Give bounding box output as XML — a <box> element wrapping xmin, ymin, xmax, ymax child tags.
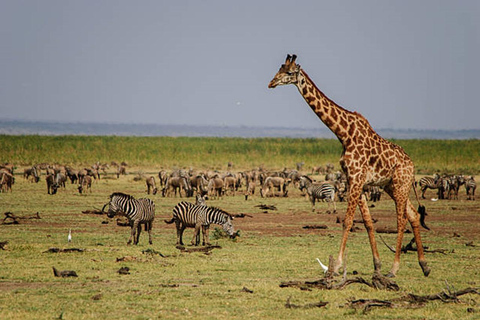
<box><xmin>1</xmin><ymin>119</ymin><xmax>479</xmax><ymax>140</ymax></box>
<box><xmin>2</xmin><ymin>1</ymin><xmax>479</xmax><ymax>131</ymax></box>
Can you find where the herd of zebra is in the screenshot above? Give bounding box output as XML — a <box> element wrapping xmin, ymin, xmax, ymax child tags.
<box><xmin>418</xmin><ymin>173</ymin><xmax>476</xmax><ymax>201</ymax></box>
<box><xmin>103</xmin><ymin>192</ymin><xmax>235</xmax><ymax>246</ymax></box>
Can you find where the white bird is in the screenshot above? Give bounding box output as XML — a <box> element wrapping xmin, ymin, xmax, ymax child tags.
<box><xmin>316</xmin><ymin>258</ymin><xmax>328</xmax><ymax>274</ymax></box>
<box><xmin>68</xmin><ymin>229</ymin><xmax>72</xmax><ymax>243</ymax></box>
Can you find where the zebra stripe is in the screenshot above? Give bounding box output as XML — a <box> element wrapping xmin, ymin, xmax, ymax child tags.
<box><xmin>165</xmin><ymin>201</ymin><xmax>234</xmax><ymax>246</ymax></box>
<box><xmin>307</xmin><ymin>182</ymin><xmax>336</xmax><ymax>212</ymax></box>
<box><xmin>106</xmin><ymin>192</ymin><xmax>155</xmax><ymax>245</ymax></box>
<box><xmin>418</xmin><ymin>176</ymin><xmax>443</xmax><ymax>199</ymax></box>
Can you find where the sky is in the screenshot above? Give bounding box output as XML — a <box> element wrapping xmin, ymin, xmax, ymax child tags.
<box><xmin>1</xmin><ymin>1</ymin><xmax>479</xmax><ymax>131</ymax></box>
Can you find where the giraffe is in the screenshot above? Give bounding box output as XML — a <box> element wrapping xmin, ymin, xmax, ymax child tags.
<box><xmin>268</xmin><ymin>54</ymin><xmax>430</xmax><ymax>278</ymax></box>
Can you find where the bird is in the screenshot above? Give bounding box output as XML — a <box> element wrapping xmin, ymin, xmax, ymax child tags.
<box><xmin>68</xmin><ymin>229</ymin><xmax>72</xmax><ymax>243</ymax></box>
<box><xmin>316</xmin><ymin>258</ymin><xmax>328</xmax><ymax>274</ymax></box>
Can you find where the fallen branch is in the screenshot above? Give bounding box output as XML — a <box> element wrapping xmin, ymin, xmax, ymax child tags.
<box><xmin>376</xmin><ymin>227</ymin><xmax>411</xmax><ymax>234</ymax></box>
<box><xmin>254</xmin><ymin>204</ymin><xmax>277</xmax><ymax>211</ymax></box>
<box><xmin>44</xmin><ymin>247</ymin><xmax>85</xmax><ymax>253</ymax></box>
<box><xmin>303</xmin><ymin>224</ymin><xmax>328</xmax><ymax>229</ymax></box>
<box><xmin>353</xmin><ymin>218</ymin><xmax>378</xmax><ymax>224</ymax></box>
<box><xmin>2</xmin><ymin>212</ymin><xmax>41</xmax><ymax>224</ymax></box>
<box><xmin>233</xmin><ymin>213</ymin><xmax>253</xmax><ymax>218</ymax></box>
<box><xmin>82</xmin><ymin>209</ymin><xmax>104</xmax><ymax>215</ymax></box>
<box><xmin>0</xmin><ymin>240</ymin><xmax>8</xmax><ymax>250</ymax></box>
<box><xmin>380</xmin><ymin>235</ymin><xmax>449</xmax><ymax>255</ymax></box>
<box><xmin>241</xmin><ymin>286</ymin><xmax>254</xmax><ymax>293</ymax></box>
<box><xmin>176</xmin><ymin>245</ymin><xmax>222</xmax><ymax>253</ymax></box>
<box><xmin>116</xmin><ymin>256</ymin><xmax>138</xmax><ymax>262</ymax></box>
<box><xmin>285</xmin><ymin>296</ymin><xmax>328</xmax><ymax>309</ymax></box>
<box><xmin>348</xmin><ymin>298</ymin><xmax>393</xmax><ymax>313</ymax></box>
<box><xmin>117</xmin><ymin>266</ymin><xmax>130</xmax><ymax>275</ymax></box>
<box><xmin>159</xmin><ymin>283</ymin><xmax>199</xmax><ymax>288</ymax></box>
<box><xmin>142</xmin><ymin>248</ymin><xmax>166</xmax><ymax>257</ymax></box>
<box><xmin>406</xmin><ymin>281</ymin><xmax>479</xmax><ymax>303</ymax></box>
<box><xmin>53</xmin><ymin>267</ymin><xmax>78</xmax><ymax>277</ymax></box>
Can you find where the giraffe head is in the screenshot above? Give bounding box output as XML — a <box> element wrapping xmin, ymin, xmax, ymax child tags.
<box><xmin>268</xmin><ymin>54</ymin><xmax>301</xmax><ymax>88</ymax></box>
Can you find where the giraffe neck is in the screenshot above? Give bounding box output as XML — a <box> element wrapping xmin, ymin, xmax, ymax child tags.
<box><xmin>295</xmin><ymin>70</ymin><xmax>353</xmax><ymax>144</ymax></box>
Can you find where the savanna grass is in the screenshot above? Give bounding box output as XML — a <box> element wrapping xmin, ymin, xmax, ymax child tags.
<box><xmin>1</xmin><ymin>135</ymin><xmax>479</xmax><ymax>174</ymax></box>
<box><xmin>0</xmin><ymin>135</ymin><xmax>479</xmax><ymax>319</ymax></box>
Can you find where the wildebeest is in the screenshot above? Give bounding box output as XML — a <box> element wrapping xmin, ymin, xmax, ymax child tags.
<box><xmin>260</xmin><ymin>176</ymin><xmax>289</xmax><ymax>198</ymax></box>
<box><xmin>146</xmin><ymin>176</ymin><xmax>158</xmax><ymax>195</ymax></box>
<box><xmin>23</xmin><ymin>166</ymin><xmax>40</xmax><ymax>183</ymax></box>
<box><xmin>78</xmin><ymin>175</ymin><xmax>92</xmax><ymax>194</ymax></box>
<box><xmin>163</xmin><ymin>176</ymin><xmax>192</xmax><ymax>197</ymax></box>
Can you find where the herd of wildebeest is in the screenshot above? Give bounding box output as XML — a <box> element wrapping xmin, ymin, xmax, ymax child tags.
<box><xmin>0</xmin><ymin>161</ymin><xmax>476</xmax><ymax>205</ymax></box>
<box><xmin>0</xmin><ymin>161</ymin><xmax>477</xmax><ymax>248</ymax></box>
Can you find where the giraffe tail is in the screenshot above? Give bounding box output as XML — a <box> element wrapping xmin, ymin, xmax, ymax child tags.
<box><xmin>412</xmin><ymin>182</ymin><xmax>430</xmax><ymax>230</ymax></box>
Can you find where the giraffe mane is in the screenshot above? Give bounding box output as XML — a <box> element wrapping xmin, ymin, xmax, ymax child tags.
<box><xmin>301</xmin><ymin>70</ymin><xmax>350</xmax><ymax>114</ymax></box>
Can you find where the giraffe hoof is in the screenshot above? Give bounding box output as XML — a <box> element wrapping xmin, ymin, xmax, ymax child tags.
<box><xmin>385</xmin><ymin>272</ymin><xmax>396</xmax><ymax>278</ymax></box>
<box><xmin>420</xmin><ymin>261</ymin><xmax>431</xmax><ymax>277</ymax></box>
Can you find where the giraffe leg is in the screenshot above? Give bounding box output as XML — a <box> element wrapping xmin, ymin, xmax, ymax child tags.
<box><xmin>406</xmin><ymin>199</ymin><xmax>430</xmax><ymax>276</ymax></box>
<box><xmin>334</xmin><ymin>182</ymin><xmax>362</xmax><ymax>274</ymax></box>
<box><xmin>358</xmin><ymin>194</ymin><xmax>382</xmax><ymax>273</ymax></box>
<box><xmin>387</xmin><ymin>203</ymin><xmax>407</xmax><ymax>278</ymax></box>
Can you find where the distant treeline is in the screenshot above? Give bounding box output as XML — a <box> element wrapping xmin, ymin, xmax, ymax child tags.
<box><xmin>1</xmin><ymin>135</ymin><xmax>478</xmax><ymax>174</ymax></box>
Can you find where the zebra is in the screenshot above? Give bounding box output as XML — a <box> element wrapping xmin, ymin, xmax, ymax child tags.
<box><xmin>307</xmin><ymin>182</ymin><xmax>336</xmax><ymax>213</ymax></box>
<box><xmin>446</xmin><ymin>175</ymin><xmax>465</xmax><ymax>200</ymax></box>
<box><xmin>164</xmin><ymin>201</ymin><xmax>235</xmax><ymax>246</ymax></box>
<box><xmin>103</xmin><ymin>192</ymin><xmax>155</xmax><ymax>245</ymax></box>
<box><xmin>465</xmin><ymin>176</ymin><xmax>476</xmax><ymax>200</ymax></box>
<box><xmin>418</xmin><ymin>175</ymin><xmax>443</xmax><ymax>199</ymax></box>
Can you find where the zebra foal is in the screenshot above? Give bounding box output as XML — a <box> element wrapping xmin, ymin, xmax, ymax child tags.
<box><xmin>103</xmin><ymin>192</ymin><xmax>155</xmax><ymax>245</ymax></box>
<box><xmin>164</xmin><ymin>201</ymin><xmax>235</xmax><ymax>246</ymax></box>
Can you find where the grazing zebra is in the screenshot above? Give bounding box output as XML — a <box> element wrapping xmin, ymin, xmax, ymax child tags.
<box><xmin>164</xmin><ymin>201</ymin><xmax>235</xmax><ymax>246</ymax></box>
<box><xmin>418</xmin><ymin>175</ymin><xmax>443</xmax><ymax>199</ymax></box>
<box><xmin>103</xmin><ymin>192</ymin><xmax>155</xmax><ymax>245</ymax></box>
<box><xmin>307</xmin><ymin>182</ymin><xmax>336</xmax><ymax>213</ymax></box>
<box><xmin>465</xmin><ymin>176</ymin><xmax>476</xmax><ymax>200</ymax></box>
